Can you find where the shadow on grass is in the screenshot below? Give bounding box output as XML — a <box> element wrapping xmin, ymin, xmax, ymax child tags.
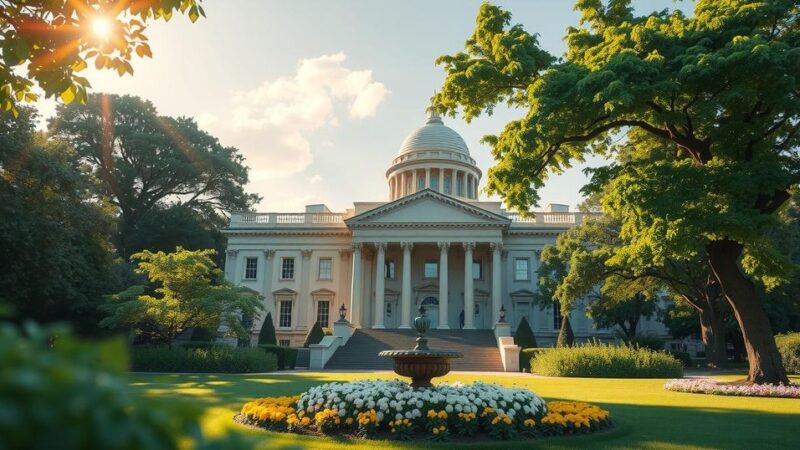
<box><xmin>129</xmin><ymin>373</ymin><xmax>800</xmax><ymax>450</ymax></box>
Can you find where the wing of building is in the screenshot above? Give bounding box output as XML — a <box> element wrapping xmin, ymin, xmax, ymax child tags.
<box><xmin>223</xmin><ymin>108</ymin><xmax>670</xmax><ymax>349</ymax></box>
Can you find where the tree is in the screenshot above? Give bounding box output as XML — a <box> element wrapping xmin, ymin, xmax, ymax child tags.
<box><xmin>0</xmin><ymin>0</ymin><xmax>205</xmax><ymax>115</ymax></box>
<box><xmin>586</xmin><ymin>293</ymin><xmax>658</xmax><ymax>340</ymax></box>
<box><xmin>100</xmin><ymin>247</ymin><xmax>262</xmax><ymax>346</ymax></box>
<box><xmin>514</xmin><ymin>316</ymin><xmax>538</xmax><ymax>348</ymax></box>
<box><xmin>436</xmin><ymin>1</ymin><xmax>800</xmax><ymax>384</ymax></box>
<box><xmin>49</xmin><ymin>94</ymin><xmax>260</xmax><ymax>257</ymax></box>
<box><xmin>556</xmin><ymin>315</ymin><xmax>574</xmax><ymax>348</ymax></box>
<box><xmin>0</xmin><ymin>106</ymin><xmax>118</xmax><ymax>334</ymax></box>
<box><xmin>303</xmin><ymin>321</ymin><xmax>325</xmax><ymax>348</ymax></box>
<box><xmin>258</xmin><ymin>312</ymin><xmax>277</xmax><ymax>346</ymax></box>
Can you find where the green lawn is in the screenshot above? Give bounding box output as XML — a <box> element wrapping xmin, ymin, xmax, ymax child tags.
<box><xmin>129</xmin><ymin>372</ymin><xmax>800</xmax><ymax>450</ymax></box>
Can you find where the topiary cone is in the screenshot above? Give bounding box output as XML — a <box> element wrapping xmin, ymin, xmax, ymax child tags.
<box><xmin>258</xmin><ymin>312</ymin><xmax>277</xmax><ymax>345</ymax></box>
<box><xmin>514</xmin><ymin>316</ymin><xmax>538</xmax><ymax>348</ymax></box>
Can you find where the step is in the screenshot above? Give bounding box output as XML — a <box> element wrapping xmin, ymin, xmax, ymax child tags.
<box><xmin>325</xmin><ymin>328</ymin><xmax>504</xmax><ymax>372</ymax></box>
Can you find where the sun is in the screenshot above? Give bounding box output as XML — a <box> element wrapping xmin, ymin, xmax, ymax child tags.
<box><xmin>91</xmin><ymin>17</ymin><xmax>113</xmax><ymax>39</ymax></box>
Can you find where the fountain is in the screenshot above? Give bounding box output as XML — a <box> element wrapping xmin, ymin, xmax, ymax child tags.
<box><xmin>379</xmin><ymin>306</ymin><xmax>463</xmax><ymax>388</ymax></box>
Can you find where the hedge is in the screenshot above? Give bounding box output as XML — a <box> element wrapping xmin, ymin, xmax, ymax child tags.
<box><xmin>259</xmin><ymin>344</ymin><xmax>298</xmax><ymax>370</ymax></box>
<box><xmin>520</xmin><ymin>347</ymin><xmax>550</xmax><ymax>372</ymax></box>
<box><xmin>131</xmin><ymin>346</ymin><xmax>277</xmax><ymax>373</ymax></box>
<box><xmin>776</xmin><ymin>332</ymin><xmax>800</xmax><ymax>374</ymax></box>
<box><xmin>531</xmin><ymin>342</ymin><xmax>683</xmax><ymax>378</ymax></box>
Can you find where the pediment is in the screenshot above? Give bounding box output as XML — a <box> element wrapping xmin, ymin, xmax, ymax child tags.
<box><xmin>310</xmin><ymin>288</ymin><xmax>336</xmax><ymax>297</ymax></box>
<box><xmin>510</xmin><ymin>289</ymin><xmax>536</xmax><ymax>297</ymax></box>
<box><xmin>414</xmin><ymin>282</ymin><xmax>439</xmax><ymax>292</ymax></box>
<box><xmin>272</xmin><ymin>288</ymin><xmax>298</xmax><ymax>296</ymax></box>
<box><xmin>346</xmin><ymin>190</ymin><xmax>510</xmax><ymax>228</ymax></box>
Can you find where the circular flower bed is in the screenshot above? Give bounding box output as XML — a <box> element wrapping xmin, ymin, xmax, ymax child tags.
<box><xmin>235</xmin><ymin>379</ymin><xmax>612</xmax><ymax>441</ymax></box>
<box><xmin>664</xmin><ymin>378</ymin><xmax>800</xmax><ymax>398</ymax></box>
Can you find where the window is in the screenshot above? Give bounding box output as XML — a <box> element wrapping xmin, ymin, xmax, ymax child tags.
<box><xmin>244</xmin><ymin>257</ymin><xmax>258</xmax><ymax>280</ymax></box>
<box><xmin>318</xmin><ymin>258</ymin><xmax>332</xmax><ymax>280</ymax></box>
<box><xmin>515</xmin><ymin>258</ymin><xmax>530</xmax><ymax>281</ymax></box>
<box><xmin>472</xmin><ymin>261</ymin><xmax>482</xmax><ymax>280</ymax></box>
<box><xmin>553</xmin><ymin>300</ymin><xmax>563</xmax><ymax>330</ymax></box>
<box><xmin>279</xmin><ymin>339</ymin><xmax>290</xmax><ymax>347</ymax></box>
<box><xmin>385</xmin><ymin>260</ymin><xmax>396</xmax><ymax>279</ymax></box>
<box><xmin>443</xmin><ymin>175</ymin><xmax>451</xmax><ymax>194</ymax></box>
<box><xmin>417</xmin><ymin>175</ymin><xmax>425</xmax><ymax>191</ymax></box>
<box><xmin>474</xmin><ymin>303</ymin><xmax>480</xmax><ymax>316</ymax></box>
<box><xmin>316</xmin><ymin>300</ymin><xmax>330</xmax><ymax>328</ymax></box>
<box><xmin>424</xmin><ymin>262</ymin><xmax>438</xmax><ymax>278</ymax></box>
<box><xmin>279</xmin><ymin>300</ymin><xmax>293</xmax><ymax>327</ymax></box>
<box><xmin>431</xmin><ymin>174</ymin><xmax>439</xmax><ymax>191</ymax></box>
<box><xmin>280</xmin><ymin>257</ymin><xmax>295</xmax><ymax>280</ymax></box>
<box><xmin>456</xmin><ymin>176</ymin><xmax>463</xmax><ymax>196</ymax></box>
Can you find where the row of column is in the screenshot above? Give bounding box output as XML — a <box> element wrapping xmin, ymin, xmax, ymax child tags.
<box><xmin>388</xmin><ymin>168</ymin><xmax>479</xmax><ymax>200</ymax></box>
<box><xmin>349</xmin><ymin>242</ymin><xmax>502</xmax><ymax>329</ymax></box>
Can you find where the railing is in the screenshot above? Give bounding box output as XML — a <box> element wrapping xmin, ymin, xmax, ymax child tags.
<box><xmin>230</xmin><ymin>212</ymin><xmax>347</xmax><ymax>227</ymax></box>
<box><xmin>506</xmin><ymin>212</ymin><xmax>600</xmax><ymax>225</ymax></box>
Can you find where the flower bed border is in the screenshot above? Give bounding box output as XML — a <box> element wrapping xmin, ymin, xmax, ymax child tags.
<box><xmin>234</xmin><ymin>379</ymin><xmax>614</xmax><ymax>443</ymax></box>
<box><xmin>664</xmin><ymin>378</ymin><xmax>800</xmax><ymax>399</ymax></box>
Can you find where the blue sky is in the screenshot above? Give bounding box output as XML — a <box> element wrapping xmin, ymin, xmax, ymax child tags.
<box><xmin>38</xmin><ymin>0</ymin><xmax>686</xmax><ymax>212</ymax></box>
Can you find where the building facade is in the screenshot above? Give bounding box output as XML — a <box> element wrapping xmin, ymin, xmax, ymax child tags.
<box><xmin>223</xmin><ymin>110</ymin><xmax>669</xmax><ymax>347</ymax></box>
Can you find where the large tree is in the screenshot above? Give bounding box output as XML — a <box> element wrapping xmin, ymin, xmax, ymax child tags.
<box><xmin>436</xmin><ymin>1</ymin><xmax>800</xmax><ymax>384</ymax></box>
<box><xmin>0</xmin><ymin>0</ymin><xmax>205</xmax><ymax>114</ymax></box>
<box><xmin>49</xmin><ymin>93</ymin><xmax>259</xmax><ymax>257</ymax></box>
<box><xmin>0</xmin><ymin>107</ymin><xmax>117</xmax><ymax>334</ymax></box>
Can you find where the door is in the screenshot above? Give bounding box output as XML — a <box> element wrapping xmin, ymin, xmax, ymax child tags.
<box><xmin>421</xmin><ymin>296</ymin><xmax>439</xmax><ymax>328</ymax></box>
<box><xmin>473</xmin><ymin>301</ymin><xmax>487</xmax><ymax>329</ymax></box>
<box><xmin>514</xmin><ymin>301</ymin><xmax>531</xmax><ymax>332</ymax></box>
<box><xmin>384</xmin><ymin>299</ymin><xmax>397</xmax><ymax>328</ymax></box>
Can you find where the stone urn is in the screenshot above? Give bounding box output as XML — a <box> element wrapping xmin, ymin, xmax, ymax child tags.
<box><xmin>379</xmin><ymin>306</ymin><xmax>462</xmax><ymax>388</ymax></box>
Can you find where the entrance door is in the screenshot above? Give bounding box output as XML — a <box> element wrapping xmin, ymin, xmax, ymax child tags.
<box><xmin>473</xmin><ymin>301</ymin><xmax>487</xmax><ymax>329</ymax></box>
<box><xmin>421</xmin><ymin>296</ymin><xmax>439</xmax><ymax>328</ymax></box>
<box><xmin>384</xmin><ymin>299</ymin><xmax>397</xmax><ymax>328</ymax></box>
<box><xmin>514</xmin><ymin>301</ymin><xmax>532</xmax><ymax>332</ymax></box>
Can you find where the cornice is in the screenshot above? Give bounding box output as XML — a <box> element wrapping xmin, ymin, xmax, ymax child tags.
<box><xmin>223</xmin><ymin>229</ymin><xmax>351</xmax><ymax>237</ymax></box>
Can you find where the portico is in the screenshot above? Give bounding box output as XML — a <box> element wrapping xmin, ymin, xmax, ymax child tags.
<box><xmin>345</xmin><ymin>189</ymin><xmax>509</xmax><ymax>330</ymax></box>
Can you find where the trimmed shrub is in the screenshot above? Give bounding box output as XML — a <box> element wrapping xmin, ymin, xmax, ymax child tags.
<box><xmin>531</xmin><ymin>342</ymin><xmax>683</xmax><ymax>378</ymax></box>
<box><xmin>260</xmin><ymin>344</ymin><xmax>298</xmax><ymax>370</ymax></box>
<box><xmin>776</xmin><ymin>332</ymin><xmax>800</xmax><ymax>374</ymax></box>
<box><xmin>131</xmin><ymin>346</ymin><xmax>277</xmax><ymax>373</ymax></box>
<box><xmin>520</xmin><ymin>347</ymin><xmax>550</xmax><ymax>373</ymax></box>
<box><xmin>190</xmin><ymin>326</ymin><xmax>215</xmax><ymax>342</ymax></box>
<box><xmin>303</xmin><ymin>321</ymin><xmax>325</xmax><ymax>348</ymax></box>
<box><xmin>669</xmin><ymin>351</ymin><xmax>693</xmax><ymax>368</ymax></box>
<box><xmin>556</xmin><ymin>315</ymin><xmax>574</xmax><ymax>348</ymax></box>
<box><xmin>624</xmin><ymin>334</ymin><xmax>665</xmax><ymax>352</ymax></box>
<box><xmin>514</xmin><ymin>317</ymin><xmax>538</xmax><ymax>348</ymax></box>
<box><xmin>179</xmin><ymin>341</ymin><xmax>220</xmax><ymax>350</ymax></box>
<box><xmin>258</xmin><ymin>312</ymin><xmax>277</xmax><ymax>345</ymax></box>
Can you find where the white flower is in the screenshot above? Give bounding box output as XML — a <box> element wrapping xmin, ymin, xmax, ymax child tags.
<box><xmin>445</xmin><ymin>404</ymin><xmax>453</xmax><ymax>413</ymax></box>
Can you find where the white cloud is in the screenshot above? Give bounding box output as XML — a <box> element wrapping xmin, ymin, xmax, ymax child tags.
<box><xmin>200</xmin><ymin>52</ymin><xmax>388</xmax><ymax>205</ymax></box>
<box><xmin>309</xmin><ymin>175</ymin><xmax>323</xmax><ymax>184</ymax></box>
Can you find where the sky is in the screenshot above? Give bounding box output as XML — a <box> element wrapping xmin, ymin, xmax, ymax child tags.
<box><xmin>36</xmin><ymin>0</ymin><xmax>686</xmax><ymax>212</ymax></box>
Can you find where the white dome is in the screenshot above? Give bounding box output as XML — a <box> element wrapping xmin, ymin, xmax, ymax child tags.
<box><xmin>398</xmin><ymin>111</ymin><xmax>470</xmax><ymax>156</ymax></box>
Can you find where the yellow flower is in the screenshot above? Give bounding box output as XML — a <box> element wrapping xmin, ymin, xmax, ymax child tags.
<box><xmin>433</xmin><ymin>428</ymin><xmax>439</xmax><ymax>435</ymax></box>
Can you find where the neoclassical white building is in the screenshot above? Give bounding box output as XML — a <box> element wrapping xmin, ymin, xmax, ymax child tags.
<box><xmin>224</xmin><ymin>110</ymin><xmax>668</xmax><ymax>348</ymax></box>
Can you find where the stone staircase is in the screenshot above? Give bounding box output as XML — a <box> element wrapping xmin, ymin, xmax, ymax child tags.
<box><xmin>324</xmin><ymin>328</ymin><xmax>503</xmax><ymax>372</ymax></box>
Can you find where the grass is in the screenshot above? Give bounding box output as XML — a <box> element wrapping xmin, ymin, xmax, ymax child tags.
<box><xmin>129</xmin><ymin>371</ymin><xmax>800</xmax><ymax>449</ymax></box>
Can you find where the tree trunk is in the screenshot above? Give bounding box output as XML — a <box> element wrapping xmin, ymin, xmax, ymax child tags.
<box><xmin>707</xmin><ymin>239</ymin><xmax>788</xmax><ymax>384</ymax></box>
<box><xmin>697</xmin><ymin>305</ymin><xmax>727</xmax><ymax>368</ymax></box>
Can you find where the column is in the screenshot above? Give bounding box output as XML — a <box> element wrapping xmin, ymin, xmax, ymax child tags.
<box><xmin>466</xmin><ymin>174</ymin><xmax>472</xmax><ymax>198</ymax></box>
<box><xmin>261</xmin><ymin>249</ymin><xmax>276</xmax><ymax>326</ymax></box>
<box><xmin>474</xmin><ymin>178</ymin><xmax>479</xmax><ymax>199</ymax></box>
<box><xmin>455</xmin><ymin>170</ymin><xmax>462</xmax><ymax>196</ymax></box>
<box><xmin>350</xmin><ymin>243</ymin><xmax>363</xmax><ymax>327</ymax></box>
<box><xmin>412</xmin><ymin>170</ymin><xmax>418</xmax><ymax>193</ymax></box>
<box><xmin>425</xmin><ymin>168</ymin><xmax>430</xmax><ymax>189</ymax></box>
<box><xmin>490</xmin><ymin>243</ymin><xmax>502</xmax><ymax>326</ymax></box>
<box><xmin>225</xmin><ymin>249</ymin><xmax>239</xmax><ymax>281</ymax></box>
<box><xmin>373</xmin><ymin>243</ymin><xmax>386</xmax><ymax>328</ymax></box>
<box><xmin>463</xmin><ymin>242</ymin><xmax>475</xmax><ymax>329</ymax></box>
<box><xmin>298</xmin><ymin>250</ymin><xmax>313</xmax><ymax>330</ymax></box>
<box><xmin>400</xmin><ymin>242</ymin><xmax>413</xmax><ymax>328</ymax></box>
<box><xmin>438</xmin><ymin>242</ymin><xmax>450</xmax><ymax>329</ymax></box>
